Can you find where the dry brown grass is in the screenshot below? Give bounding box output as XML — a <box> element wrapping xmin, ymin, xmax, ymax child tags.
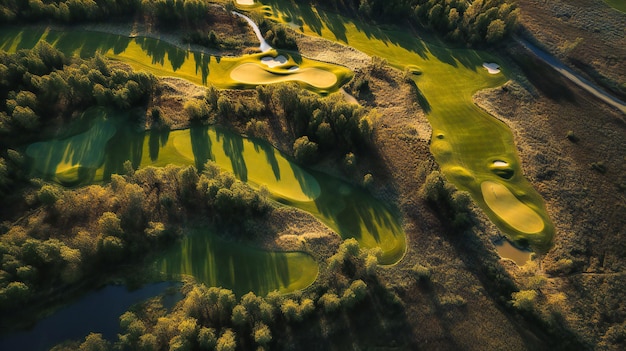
<box><xmin>517</xmin><ymin>0</ymin><xmax>626</xmax><ymax>98</ymax></box>
<box><xmin>474</xmin><ymin>44</ymin><xmax>626</xmax><ymax>348</ymax></box>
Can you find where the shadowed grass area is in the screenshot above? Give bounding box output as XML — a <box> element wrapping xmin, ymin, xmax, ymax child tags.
<box><xmin>260</xmin><ymin>0</ymin><xmax>554</xmax><ymax>251</ymax></box>
<box><xmin>0</xmin><ymin>27</ymin><xmax>352</xmax><ymax>94</ymax></box>
<box><xmin>604</xmin><ymin>0</ymin><xmax>626</xmax><ymax>13</ymax></box>
<box><xmin>156</xmin><ymin>227</ymin><xmax>318</xmax><ymax>296</ymax></box>
<box><xmin>26</xmin><ymin>109</ymin><xmax>406</xmax><ymax>269</ymax></box>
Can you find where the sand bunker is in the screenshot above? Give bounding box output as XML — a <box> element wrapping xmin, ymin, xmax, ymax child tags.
<box><xmin>261</xmin><ymin>55</ymin><xmax>288</xmax><ymax>68</ymax></box>
<box><xmin>235</xmin><ymin>0</ymin><xmax>254</xmax><ymax>6</ymax></box>
<box><xmin>482</xmin><ymin>62</ymin><xmax>501</xmax><ymax>74</ymax></box>
<box><xmin>481</xmin><ymin>181</ymin><xmax>544</xmax><ymax>234</ymax></box>
<box><xmin>493</xmin><ymin>160</ymin><xmax>508</xmax><ymax>167</ymax></box>
<box><xmin>230</xmin><ymin>63</ymin><xmax>338</xmax><ymax>89</ymax></box>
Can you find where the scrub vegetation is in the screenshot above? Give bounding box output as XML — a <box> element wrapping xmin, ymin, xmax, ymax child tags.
<box><xmin>1</xmin><ymin>0</ymin><xmax>625</xmax><ymax>350</ymax></box>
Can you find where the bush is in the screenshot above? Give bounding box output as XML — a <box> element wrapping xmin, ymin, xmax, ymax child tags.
<box><xmin>293</xmin><ymin>136</ymin><xmax>318</xmax><ymax>163</ymax></box>
<box><xmin>511</xmin><ymin>290</ymin><xmax>537</xmax><ymax>311</ymax></box>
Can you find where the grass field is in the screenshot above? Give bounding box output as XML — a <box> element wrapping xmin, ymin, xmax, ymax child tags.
<box><xmin>157</xmin><ymin>227</ymin><xmax>319</xmax><ymax>296</ymax></box>
<box><xmin>0</xmin><ymin>27</ymin><xmax>352</xmax><ymax>94</ymax></box>
<box><xmin>604</xmin><ymin>0</ymin><xmax>626</xmax><ymax>13</ymax></box>
<box><xmin>258</xmin><ymin>0</ymin><xmax>555</xmax><ymax>251</ymax></box>
<box><xmin>25</xmin><ymin>109</ymin><xmax>406</xmax><ymax>265</ymax></box>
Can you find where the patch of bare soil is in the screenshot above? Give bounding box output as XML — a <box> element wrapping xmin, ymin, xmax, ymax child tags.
<box><xmin>474</xmin><ymin>47</ymin><xmax>626</xmax><ymax>348</ymax></box>
<box><xmin>516</xmin><ymin>0</ymin><xmax>626</xmax><ymax>98</ymax></box>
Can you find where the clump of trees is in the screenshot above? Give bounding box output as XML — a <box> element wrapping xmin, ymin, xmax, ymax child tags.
<box><xmin>0</xmin><ymin>161</ymin><xmax>273</xmax><ymax>314</ymax></box>
<box><xmin>313</xmin><ymin>0</ymin><xmax>518</xmax><ymax>45</ymax></box>
<box><xmin>0</xmin><ymin>43</ymin><xmax>155</xmax><ymax>136</ymax></box>
<box><xmin>421</xmin><ymin>170</ymin><xmax>474</xmax><ymax>230</ymax></box>
<box><xmin>184</xmin><ymin>82</ymin><xmax>377</xmax><ymax>170</ymax></box>
<box><xmin>56</xmin><ymin>238</ymin><xmax>406</xmax><ymax>350</ymax></box>
<box><xmin>0</xmin><ymin>44</ymin><xmax>155</xmax><ymax>202</ymax></box>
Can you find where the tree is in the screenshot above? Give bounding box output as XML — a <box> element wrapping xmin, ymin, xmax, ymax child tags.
<box><xmin>231</xmin><ymin>304</ymin><xmax>249</xmax><ymax>326</ymax></box>
<box><xmin>78</xmin><ymin>333</ymin><xmax>110</xmax><ymax>351</ymax></box>
<box><xmin>252</xmin><ymin>322</ymin><xmax>272</xmax><ymax>346</ymax></box>
<box><xmin>216</xmin><ymin>329</ymin><xmax>237</xmax><ymax>351</ymax></box>
<box><xmin>486</xmin><ymin>19</ymin><xmax>506</xmax><ymax>43</ymax></box>
<box><xmin>293</xmin><ymin>136</ymin><xmax>318</xmax><ymax>163</ymax></box>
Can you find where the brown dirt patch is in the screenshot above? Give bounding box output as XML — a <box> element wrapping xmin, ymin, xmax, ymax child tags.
<box><xmin>517</xmin><ymin>0</ymin><xmax>626</xmax><ymax>98</ymax></box>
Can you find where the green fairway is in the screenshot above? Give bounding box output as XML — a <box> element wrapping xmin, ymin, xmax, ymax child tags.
<box><xmin>604</xmin><ymin>0</ymin><xmax>626</xmax><ymax>13</ymax></box>
<box><xmin>156</xmin><ymin>227</ymin><xmax>318</xmax><ymax>296</ymax></box>
<box><xmin>26</xmin><ymin>109</ymin><xmax>406</xmax><ymax>273</ymax></box>
<box><xmin>0</xmin><ymin>27</ymin><xmax>352</xmax><ymax>94</ymax></box>
<box><xmin>259</xmin><ymin>0</ymin><xmax>554</xmax><ymax>251</ymax></box>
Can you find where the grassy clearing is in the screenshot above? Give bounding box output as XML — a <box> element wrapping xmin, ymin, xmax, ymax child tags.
<box><xmin>604</xmin><ymin>0</ymin><xmax>626</xmax><ymax>13</ymax></box>
<box><xmin>259</xmin><ymin>0</ymin><xmax>554</xmax><ymax>251</ymax></box>
<box><xmin>0</xmin><ymin>27</ymin><xmax>351</xmax><ymax>94</ymax></box>
<box><xmin>157</xmin><ymin>227</ymin><xmax>319</xmax><ymax>296</ymax></box>
<box><xmin>26</xmin><ymin>109</ymin><xmax>406</xmax><ymax>265</ymax></box>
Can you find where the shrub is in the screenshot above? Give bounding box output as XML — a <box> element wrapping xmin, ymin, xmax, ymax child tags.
<box><xmin>293</xmin><ymin>136</ymin><xmax>318</xmax><ymax>163</ymax></box>
<box><xmin>511</xmin><ymin>290</ymin><xmax>537</xmax><ymax>311</ymax></box>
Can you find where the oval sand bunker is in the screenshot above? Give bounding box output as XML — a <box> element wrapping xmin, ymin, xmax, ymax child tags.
<box><xmin>481</xmin><ymin>181</ymin><xmax>544</xmax><ymax>233</ymax></box>
<box><xmin>482</xmin><ymin>62</ymin><xmax>501</xmax><ymax>74</ymax></box>
<box><xmin>230</xmin><ymin>63</ymin><xmax>338</xmax><ymax>89</ymax></box>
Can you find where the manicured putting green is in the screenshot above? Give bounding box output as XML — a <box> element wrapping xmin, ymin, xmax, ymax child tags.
<box><xmin>260</xmin><ymin>0</ymin><xmax>554</xmax><ymax>251</ymax></box>
<box><xmin>0</xmin><ymin>28</ymin><xmax>351</xmax><ymax>94</ymax></box>
<box><xmin>481</xmin><ymin>181</ymin><xmax>545</xmax><ymax>234</ymax></box>
<box><xmin>157</xmin><ymin>227</ymin><xmax>318</xmax><ymax>296</ymax></box>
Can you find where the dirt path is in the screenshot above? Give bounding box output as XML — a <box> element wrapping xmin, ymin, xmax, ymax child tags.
<box><xmin>517</xmin><ymin>37</ymin><xmax>626</xmax><ymax>116</ymax></box>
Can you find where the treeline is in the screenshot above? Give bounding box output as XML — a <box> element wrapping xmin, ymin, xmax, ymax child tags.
<box><xmin>314</xmin><ymin>0</ymin><xmax>519</xmax><ymax>45</ymax></box>
<box><xmin>54</xmin><ymin>239</ymin><xmax>410</xmax><ymax>350</ymax></box>
<box><xmin>1</xmin><ymin>0</ymin><xmax>218</xmax><ymax>28</ymax></box>
<box><xmin>0</xmin><ymin>43</ymin><xmax>155</xmax><ymax>134</ymax></box>
<box><xmin>0</xmin><ymin>43</ymin><xmax>155</xmax><ymax>199</ymax></box>
<box><xmin>0</xmin><ymin>162</ymin><xmax>272</xmax><ymax>313</ymax></box>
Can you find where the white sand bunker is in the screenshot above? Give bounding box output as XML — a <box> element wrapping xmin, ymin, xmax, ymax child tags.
<box><xmin>261</xmin><ymin>55</ymin><xmax>289</xmax><ymax>68</ymax></box>
<box><xmin>235</xmin><ymin>0</ymin><xmax>254</xmax><ymax>5</ymax></box>
<box><xmin>481</xmin><ymin>181</ymin><xmax>545</xmax><ymax>234</ymax></box>
<box><xmin>482</xmin><ymin>62</ymin><xmax>501</xmax><ymax>74</ymax></box>
<box><xmin>493</xmin><ymin>160</ymin><xmax>508</xmax><ymax>167</ymax></box>
<box><xmin>230</xmin><ymin>63</ymin><xmax>338</xmax><ymax>89</ymax></box>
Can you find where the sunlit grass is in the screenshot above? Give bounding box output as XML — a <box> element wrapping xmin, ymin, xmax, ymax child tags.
<box><xmin>260</xmin><ymin>0</ymin><xmax>554</xmax><ymax>251</ymax></box>
<box><xmin>0</xmin><ymin>27</ymin><xmax>351</xmax><ymax>94</ymax></box>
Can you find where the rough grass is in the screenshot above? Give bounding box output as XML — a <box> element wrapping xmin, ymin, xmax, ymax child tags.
<box><xmin>259</xmin><ymin>0</ymin><xmax>554</xmax><ymax>251</ymax></box>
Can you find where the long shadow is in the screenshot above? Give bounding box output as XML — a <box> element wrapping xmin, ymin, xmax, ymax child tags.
<box><xmin>26</xmin><ymin>116</ymin><xmax>117</xmax><ymax>185</ymax></box>
<box><xmin>193</xmin><ymin>51</ymin><xmax>211</xmax><ymax>85</ymax></box>
<box><xmin>148</xmin><ymin>127</ymin><xmax>170</xmax><ymax>161</ymax></box>
<box><xmin>254</xmin><ymin>142</ymin><xmax>281</xmax><ymax>181</ymax></box>
<box><xmin>157</xmin><ymin>227</ymin><xmax>303</xmax><ymax>296</ymax></box>
<box><xmin>102</xmin><ymin>123</ymin><xmax>145</xmax><ymax>179</ymax></box>
<box><xmin>189</xmin><ymin>124</ymin><xmax>214</xmax><ymax>172</ymax></box>
<box><xmin>215</xmin><ymin>128</ymin><xmax>248</xmax><ymax>182</ymax></box>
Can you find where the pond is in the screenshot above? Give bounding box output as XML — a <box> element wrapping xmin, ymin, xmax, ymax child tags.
<box><xmin>0</xmin><ymin>282</ymin><xmax>180</xmax><ymax>351</ymax></box>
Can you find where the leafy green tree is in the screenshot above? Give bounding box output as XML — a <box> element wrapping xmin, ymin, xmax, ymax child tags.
<box><xmin>216</xmin><ymin>329</ymin><xmax>237</xmax><ymax>351</ymax></box>
<box><xmin>78</xmin><ymin>333</ymin><xmax>110</xmax><ymax>351</ymax></box>
<box><xmin>293</xmin><ymin>136</ymin><xmax>318</xmax><ymax>163</ymax></box>
<box><xmin>252</xmin><ymin>322</ymin><xmax>272</xmax><ymax>346</ymax></box>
